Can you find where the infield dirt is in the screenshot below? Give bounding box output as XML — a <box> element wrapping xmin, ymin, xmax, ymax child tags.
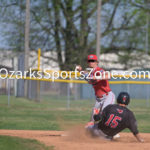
<box><xmin>0</xmin><ymin>125</ymin><xmax>150</xmax><ymax>150</ymax></box>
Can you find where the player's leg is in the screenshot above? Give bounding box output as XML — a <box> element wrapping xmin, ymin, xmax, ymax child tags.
<box><xmin>91</xmin><ymin>99</ymin><xmax>104</xmax><ymax>121</ymax></box>
<box><xmin>86</xmin><ymin>124</ymin><xmax>113</xmax><ymax>140</ymax></box>
<box><xmin>101</xmin><ymin>91</ymin><xmax>115</xmax><ymax>111</ymax></box>
<box><xmin>85</xmin><ymin>100</ymin><xmax>104</xmax><ymax>128</ymax></box>
<box><xmin>86</xmin><ymin>91</ymin><xmax>115</xmax><ymax>128</ymax></box>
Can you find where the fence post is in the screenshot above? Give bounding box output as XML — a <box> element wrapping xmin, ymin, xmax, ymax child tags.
<box><xmin>146</xmin><ymin>84</ymin><xmax>150</xmax><ymax>107</ymax></box>
<box><xmin>67</xmin><ymin>83</ymin><xmax>70</xmax><ymax>109</ymax></box>
<box><xmin>7</xmin><ymin>78</ymin><xmax>10</xmax><ymax>106</ymax></box>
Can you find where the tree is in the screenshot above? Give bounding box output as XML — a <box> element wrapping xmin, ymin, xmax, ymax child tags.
<box><xmin>0</xmin><ymin>0</ymin><xmax>150</xmax><ymax>70</ymax></box>
<box><xmin>0</xmin><ymin>0</ymin><xmax>25</xmax><ymax>51</ymax></box>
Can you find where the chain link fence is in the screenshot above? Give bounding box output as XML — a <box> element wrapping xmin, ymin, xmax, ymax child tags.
<box><xmin>0</xmin><ymin>77</ymin><xmax>150</xmax><ymax>108</ymax></box>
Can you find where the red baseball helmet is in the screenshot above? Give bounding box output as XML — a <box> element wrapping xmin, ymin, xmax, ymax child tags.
<box><xmin>87</xmin><ymin>54</ymin><xmax>98</xmax><ymax>61</ymax></box>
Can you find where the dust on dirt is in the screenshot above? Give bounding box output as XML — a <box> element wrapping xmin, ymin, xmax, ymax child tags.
<box><xmin>0</xmin><ymin>125</ymin><xmax>150</xmax><ymax>150</ymax></box>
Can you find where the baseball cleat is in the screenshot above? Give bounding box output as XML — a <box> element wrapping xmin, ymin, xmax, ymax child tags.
<box><xmin>113</xmin><ymin>133</ymin><xmax>120</xmax><ymax>139</ymax></box>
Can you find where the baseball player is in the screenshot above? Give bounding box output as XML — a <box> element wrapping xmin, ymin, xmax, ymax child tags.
<box><xmin>76</xmin><ymin>54</ymin><xmax>115</xmax><ymax>127</ymax></box>
<box><xmin>88</xmin><ymin>92</ymin><xmax>144</xmax><ymax>142</ymax></box>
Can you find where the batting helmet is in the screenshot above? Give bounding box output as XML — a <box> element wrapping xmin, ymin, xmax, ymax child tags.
<box><xmin>117</xmin><ymin>92</ymin><xmax>130</xmax><ymax>105</ymax></box>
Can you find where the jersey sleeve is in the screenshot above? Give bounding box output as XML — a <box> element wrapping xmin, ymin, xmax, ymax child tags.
<box><xmin>128</xmin><ymin>111</ymin><xmax>139</xmax><ymax>135</ymax></box>
<box><xmin>91</xmin><ymin>68</ymin><xmax>105</xmax><ymax>84</ymax></box>
<box><xmin>93</xmin><ymin>105</ymin><xmax>110</xmax><ymax>121</ymax></box>
<box><xmin>94</xmin><ymin>68</ymin><xmax>104</xmax><ymax>78</ymax></box>
<box><xmin>93</xmin><ymin>112</ymin><xmax>102</xmax><ymax>121</ymax></box>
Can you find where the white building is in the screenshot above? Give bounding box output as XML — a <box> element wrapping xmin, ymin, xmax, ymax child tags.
<box><xmin>1</xmin><ymin>50</ymin><xmax>150</xmax><ymax>71</ymax></box>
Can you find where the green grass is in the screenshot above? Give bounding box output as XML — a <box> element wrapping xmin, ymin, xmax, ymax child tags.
<box><xmin>0</xmin><ymin>135</ymin><xmax>53</xmax><ymax>150</ymax></box>
<box><xmin>0</xmin><ymin>95</ymin><xmax>150</xmax><ymax>133</ymax></box>
<box><xmin>0</xmin><ymin>95</ymin><xmax>92</xmax><ymax>130</ymax></box>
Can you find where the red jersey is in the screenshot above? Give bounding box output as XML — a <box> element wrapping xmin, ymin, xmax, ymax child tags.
<box><xmin>88</xmin><ymin>67</ymin><xmax>111</xmax><ymax>97</ymax></box>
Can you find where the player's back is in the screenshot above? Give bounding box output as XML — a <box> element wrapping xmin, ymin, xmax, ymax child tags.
<box><xmin>98</xmin><ymin>104</ymin><xmax>136</xmax><ymax>136</ymax></box>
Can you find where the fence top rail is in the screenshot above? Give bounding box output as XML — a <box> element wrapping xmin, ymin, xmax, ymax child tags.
<box><xmin>0</xmin><ymin>73</ymin><xmax>150</xmax><ymax>84</ymax></box>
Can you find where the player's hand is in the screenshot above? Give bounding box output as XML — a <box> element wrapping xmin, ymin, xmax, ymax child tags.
<box><xmin>139</xmin><ymin>138</ymin><xmax>144</xmax><ymax>143</ymax></box>
<box><xmin>85</xmin><ymin>121</ymin><xmax>94</xmax><ymax>129</ymax></box>
<box><xmin>93</xmin><ymin>108</ymin><xmax>100</xmax><ymax>115</ymax></box>
<box><xmin>135</xmin><ymin>134</ymin><xmax>144</xmax><ymax>143</ymax></box>
<box><xmin>75</xmin><ymin>65</ymin><xmax>82</xmax><ymax>72</ymax></box>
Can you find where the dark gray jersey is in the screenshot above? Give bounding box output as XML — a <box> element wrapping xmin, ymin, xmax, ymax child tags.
<box><xmin>94</xmin><ymin>104</ymin><xmax>139</xmax><ymax>136</ymax></box>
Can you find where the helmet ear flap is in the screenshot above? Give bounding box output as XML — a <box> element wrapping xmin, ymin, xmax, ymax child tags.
<box><xmin>117</xmin><ymin>92</ymin><xmax>130</xmax><ymax>105</ymax></box>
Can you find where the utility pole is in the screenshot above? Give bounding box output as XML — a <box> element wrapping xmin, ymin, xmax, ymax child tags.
<box><xmin>145</xmin><ymin>12</ymin><xmax>149</xmax><ymax>54</ymax></box>
<box><xmin>145</xmin><ymin>0</ymin><xmax>149</xmax><ymax>54</ymax></box>
<box><xmin>24</xmin><ymin>0</ymin><xmax>30</xmax><ymax>97</ymax></box>
<box><xmin>96</xmin><ymin>0</ymin><xmax>102</xmax><ymax>61</ymax></box>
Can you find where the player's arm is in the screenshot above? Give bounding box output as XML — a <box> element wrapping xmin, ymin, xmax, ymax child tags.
<box><xmin>75</xmin><ymin>65</ymin><xmax>94</xmax><ymax>84</ymax></box>
<box><xmin>93</xmin><ymin>71</ymin><xmax>111</xmax><ymax>80</ymax></box>
<box><xmin>75</xmin><ymin>65</ymin><xmax>87</xmax><ymax>79</ymax></box>
<box><xmin>75</xmin><ymin>65</ymin><xmax>89</xmax><ymax>78</ymax></box>
<box><xmin>75</xmin><ymin>65</ymin><xmax>83</xmax><ymax>72</ymax></box>
<box><xmin>128</xmin><ymin>112</ymin><xmax>144</xmax><ymax>142</ymax></box>
<box><xmin>92</xmin><ymin>68</ymin><xmax>111</xmax><ymax>83</ymax></box>
<box><xmin>93</xmin><ymin>110</ymin><xmax>102</xmax><ymax>122</ymax></box>
<box><xmin>93</xmin><ymin>105</ymin><xmax>110</xmax><ymax>122</ymax></box>
<box><xmin>134</xmin><ymin>133</ymin><xmax>144</xmax><ymax>143</ymax></box>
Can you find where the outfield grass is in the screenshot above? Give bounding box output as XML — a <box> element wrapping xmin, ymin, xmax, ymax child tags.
<box><xmin>0</xmin><ymin>135</ymin><xmax>53</xmax><ymax>150</ymax></box>
<box><xmin>0</xmin><ymin>95</ymin><xmax>150</xmax><ymax>132</ymax></box>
